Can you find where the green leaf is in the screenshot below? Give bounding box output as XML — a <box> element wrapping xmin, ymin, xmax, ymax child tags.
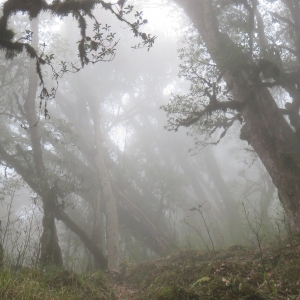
<box><xmin>191</xmin><ymin>276</ymin><xmax>211</xmax><ymax>288</ymax></box>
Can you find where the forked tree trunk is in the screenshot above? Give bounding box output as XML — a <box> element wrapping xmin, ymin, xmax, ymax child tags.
<box><xmin>174</xmin><ymin>0</ymin><xmax>300</xmax><ymax>233</ymax></box>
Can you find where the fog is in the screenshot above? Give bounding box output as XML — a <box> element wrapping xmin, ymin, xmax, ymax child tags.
<box><xmin>0</xmin><ymin>0</ymin><xmax>286</xmax><ymax>272</ymax></box>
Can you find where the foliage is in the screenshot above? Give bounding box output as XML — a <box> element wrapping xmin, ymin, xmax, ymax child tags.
<box><xmin>0</xmin><ymin>0</ymin><xmax>156</xmax><ymax>116</ymax></box>
<box><xmin>161</xmin><ymin>29</ymin><xmax>243</xmax><ymax>148</ymax></box>
<box><xmin>162</xmin><ymin>0</ymin><xmax>300</xmax><ymax>146</ymax></box>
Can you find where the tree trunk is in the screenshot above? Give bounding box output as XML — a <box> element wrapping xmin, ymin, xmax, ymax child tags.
<box><xmin>23</xmin><ymin>19</ymin><xmax>63</xmax><ymax>266</ymax></box>
<box><xmin>56</xmin><ymin>92</ymin><xmax>171</xmax><ymax>258</ymax></box>
<box><xmin>95</xmin><ymin>128</ymin><xmax>120</xmax><ymax>270</ymax></box>
<box><xmin>89</xmin><ymin>102</ymin><xmax>120</xmax><ymax>270</ymax></box>
<box><xmin>0</xmin><ymin>221</ymin><xmax>3</xmax><ymax>269</ymax></box>
<box><xmin>0</xmin><ymin>142</ymin><xmax>108</xmax><ymax>268</ymax></box>
<box><xmin>55</xmin><ymin>208</ymin><xmax>107</xmax><ymax>269</ymax></box>
<box><xmin>175</xmin><ymin>148</ymin><xmax>222</xmax><ymax>218</ymax></box>
<box><xmin>91</xmin><ymin>189</ymin><xmax>105</xmax><ymax>270</ymax></box>
<box><xmin>260</xmin><ymin>177</ymin><xmax>275</xmax><ymax>217</ymax></box>
<box><xmin>112</xmin><ymin>182</ymin><xmax>171</xmax><ymax>253</ymax></box>
<box><xmin>40</xmin><ymin>189</ymin><xmax>63</xmax><ymax>266</ymax></box>
<box><xmin>174</xmin><ymin>0</ymin><xmax>300</xmax><ymax>233</ymax></box>
<box><xmin>203</xmin><ymin>147</ymin><xmax>241</xmax><ymax>239</ymax></box>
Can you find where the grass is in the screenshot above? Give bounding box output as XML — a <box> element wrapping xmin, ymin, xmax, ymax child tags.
<box><xmin>0</xmin><ymin>267</ymin><xmax>116</xmax><ymax>300</ymax></box>
<box><xmin>2</xmin><ymin>235</ymin><xmax>300</xmax><ymax>299</ymax></box>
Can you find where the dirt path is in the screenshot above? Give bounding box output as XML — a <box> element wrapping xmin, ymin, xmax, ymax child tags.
<box><xmin>108</xmin><ymin>265</ymin><xmax>140</xmax><ymax>299</ymax></box>
<box><xmin>113</xmin><ymin>282</ymin><xmax>139</xmax><ymax>300</ymax></box>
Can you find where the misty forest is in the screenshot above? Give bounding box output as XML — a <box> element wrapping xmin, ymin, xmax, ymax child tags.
<box><xmin>0</xmin><ymin>0</ymin><xmax>300</xmax><ymax>299</ymax></box>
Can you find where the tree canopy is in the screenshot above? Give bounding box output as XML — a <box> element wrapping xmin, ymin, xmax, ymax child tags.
<box><xmin>0</xmin><ymin>0</ymin><xmax>155</xmax><ymax>116</ymax></box>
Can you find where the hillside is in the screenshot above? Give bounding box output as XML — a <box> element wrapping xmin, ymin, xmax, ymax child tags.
<box><xmin>114</xmin><ymin>237</ymin><xmax>300</xmax><ymax>300</ymax></box>
<box><xmin>1</xmin><ymin>236</ymin><xmax>300</xmax><ymax>299</ymax></box>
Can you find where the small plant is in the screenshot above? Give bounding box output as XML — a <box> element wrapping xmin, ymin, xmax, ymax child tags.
<box><xmin>242</xmin><ymin>202</ymin><xmax>273</xmax><ymax>294</ymax></box>
<box><xmin>183</xmin><ymin>202</ymin><xmax>216</xmax><ymax>256</ymax></box>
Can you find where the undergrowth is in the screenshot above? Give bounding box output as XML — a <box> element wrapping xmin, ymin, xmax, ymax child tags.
<box><xmin>2</xmin><ymin>235</ymin><xmax>300</xmax><ymax>299</ymax></box>
<box><xmin>0</xmin><ymin>267</ymin><xmax>116</xmax><ymax>300</ymax></box>
<box><xmin>119</xmin><ymin>235</ymin><xmax>300</xmax><ymax>299</ymax></box>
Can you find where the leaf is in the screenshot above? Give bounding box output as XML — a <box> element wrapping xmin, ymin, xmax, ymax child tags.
<box><xmin>191</xmin><ymin>276</ymin><xmax>211</xmax><ymax>288</ymax></box>
<box><xmin>222</xmin><ymin>277</ymin><xmax>231</xmax><ymax>286</ymax></box>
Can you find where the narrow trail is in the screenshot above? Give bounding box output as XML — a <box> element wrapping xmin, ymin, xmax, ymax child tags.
<box><xmin>113</xmin><ymin>282</ymin><xmax>139</xmax><ymax>300</ymax></box>
<box><xmin>108</xmin><ymin>270</ymin><xmax>139</xmax><ymax>300</ymax></box>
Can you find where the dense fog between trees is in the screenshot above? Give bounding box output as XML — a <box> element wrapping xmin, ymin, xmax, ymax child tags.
<box><xmin>1</xmin><ymin>0</ymin><xmax>299</xmax><ymax>272</ymax></box>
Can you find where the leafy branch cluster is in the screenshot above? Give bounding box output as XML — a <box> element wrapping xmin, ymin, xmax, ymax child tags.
<box><xmin>161</xmin><ymin>31</ymin><xmax>243</xmax><ymax>146</ymax></box>
<box><xmin>0</xmin><ymin>0</ymin><xmax>156</xmax><ymax>117</ymax></box>
<box><xmin>163</xmin><ymin>0</ymin><xmax>300</xmax><ymax>147</ymax></box>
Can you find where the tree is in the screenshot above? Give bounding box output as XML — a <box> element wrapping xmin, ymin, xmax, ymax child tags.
<box><xmin>164</xmin><ymin>0</ymin><xmax>300</xmax><ymax>233</ymax></box>
<box><xmin>18</xmin><ymin>18</ymin><xmax>63</xmax><ymax>266</ymax></box>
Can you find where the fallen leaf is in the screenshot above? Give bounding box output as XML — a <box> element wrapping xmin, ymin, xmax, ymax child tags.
<box><xmin>191</xmin><ymin>276</ymin><xmax>211</xmax><ymax>288</ymax></box>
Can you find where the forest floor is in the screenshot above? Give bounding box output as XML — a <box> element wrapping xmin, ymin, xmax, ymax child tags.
<box><xmin>1</xmin><ymin>235</ymin><xmax>300</xmax><ymax>299</ymax></box>
<box><xmin>111</xmin><ymin>235</ymin><xmax>300</xmax><ymax>300</ymax></box>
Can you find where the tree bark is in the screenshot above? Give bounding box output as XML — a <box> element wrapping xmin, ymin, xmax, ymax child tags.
<box><xmin>40</xmin><ymin>188</ymin><xmax>63</xmax><ymax>266</ymax></box>
<box><xmin>54</xmin><ymin>208</ymin><xmax>107</xmax><ymax>269</ymax></box>
<box><xmin>0</xmin><ymin>221</ymin><xmax>3</xmax><ymax>269</ymax></box>
<box><xmin>91</xmin><ymin>189</ymin><xmax>105</xmax><ymax>269</ymax></box>
<box><xmin>23</xmin><ymin>19</ymin><xmax>63</xmax><ymax>266</ymax></box>
<box><xmin>174</xmin><ymin>0</ymin><xmax>300</xmax><ymax>233</ymax></box>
